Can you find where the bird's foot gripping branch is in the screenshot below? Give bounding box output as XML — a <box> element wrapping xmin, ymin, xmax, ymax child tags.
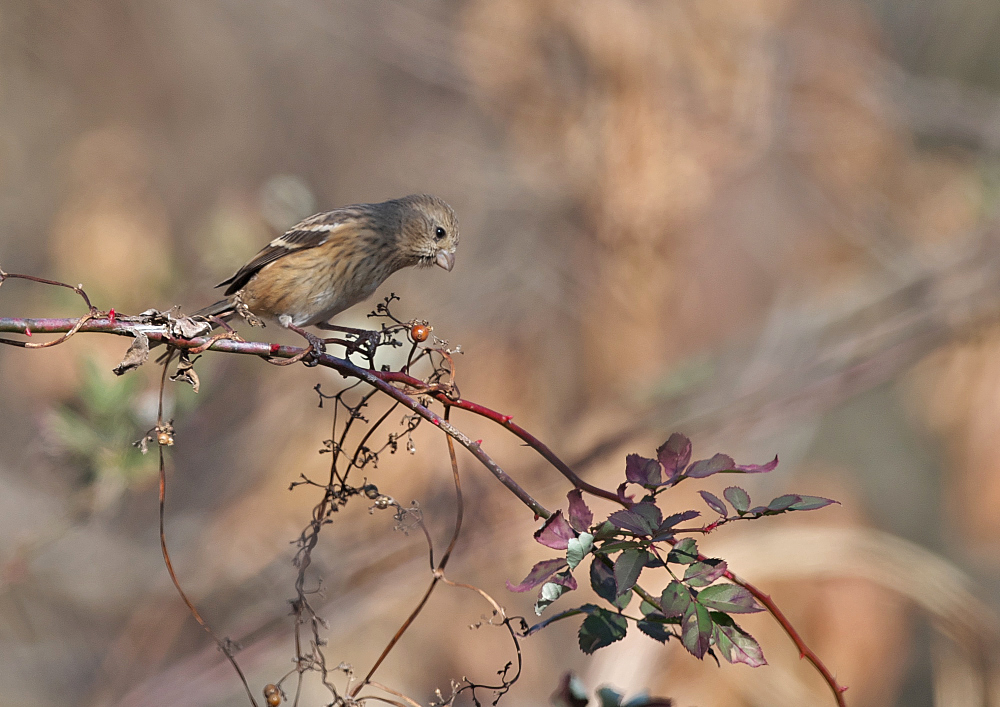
<box><xmin>0</xmin><ymin>270</ymin><xmax>848</xmax><ymax>707</ymax></box>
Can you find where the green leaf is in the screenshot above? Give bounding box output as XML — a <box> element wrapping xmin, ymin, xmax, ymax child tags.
<box><xmin>680</xmin><ymin>601</ymin><xmax>713</xmax><ymax>658</ymax></box>
<box><xmin>682</xmin><ymin>559</ymin><xmax>727</xmax><ymax>587</ymax></box>
<box><xmin>639</xmin><ymin>599</ymin><xmax>661</xmax><ymax>616</ymax></box>
<box><xmin>712</xmin><ymin>614</ymin><xmax>766</xmax><ymax>667</ymax></box>
<box><xmin>535</xmin><ymin>580</ymin><xmax>571</xmax><ymax>615</ymax></box>
<box><xmin>697</xmin><ymin>584</ymin><xmax>764</xmax><ymax>613</ymax></box>
<box><xmin>767</xmin><ymin>494</ymin><xmax>798</xmax><ymax>512</ymax></box>
<box><xmin>723</xmin><ymin>486</ymin><xmax>750</xmax><ymax>514</ymax></box>
<box><xmin>660</xmin><ymin>581</ymin><xmax>692</xmax><ymax>618</ymax></box>
<box><xmin>667</xmin><ymin>538</ymin><xmax>699</xmax><ymax>564</ymax></box>
<box><xmin>789</xmin><ymin>495</ymin><xmax>837</xmax><ymax>511</ymax></box>
<box><xmin>579</xmin><ymin>610</ymin><xmax>628</xmax><ymax>654</ymax></box>
<box><xmin>599</xmin><ymin>540</ymin><xmax>644</xmax><ymax>554</ymax></box>
<box><xmin>567</xmin><ymin>532</ymin><xmax>594</xmax><ymax>569</ymax></box>
<box><xmin>613</xmin><ymin>548</ymin><xmax>646</xmax><ymax>596</ymax></box>
<box><xmin>612</xmin><ymin>589</ymin><xmax>633</xmax><ymax>610</ymax></box>
<box><xmin>637</xmin><ymin>619</ymin><xmax>674</xmax><ymax>643</ymax></box>
<box><xmin>593</xmin><ymin>521</ymin><xmax>618</xmax><ymax>541</ymax></box>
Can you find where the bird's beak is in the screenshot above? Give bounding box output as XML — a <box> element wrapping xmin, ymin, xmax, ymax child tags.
<box><xmin>435</xmin><ymin>250</ymin><xmax>455</xmax><ymax>271</ymax></box>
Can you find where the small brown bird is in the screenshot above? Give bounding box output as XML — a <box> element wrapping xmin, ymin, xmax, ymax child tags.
<box><xmin>196</xmin><ymin>194</ymin><xmax>458</xmax><ymax>343</ymax></box>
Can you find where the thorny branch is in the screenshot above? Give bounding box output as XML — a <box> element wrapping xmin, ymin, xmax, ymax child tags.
<box><xmin>0</xmin><ymin>272</ymin><xmax>847</xmax><ymax>706</ymax></box>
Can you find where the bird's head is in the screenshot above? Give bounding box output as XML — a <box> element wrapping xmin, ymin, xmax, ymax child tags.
<box><xmin>394</xmin><ymin>194</ymin><xmax>459</xmax><ymax>272</ymax></box>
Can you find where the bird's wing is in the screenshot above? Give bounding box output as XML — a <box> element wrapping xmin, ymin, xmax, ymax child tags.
<box><xmin>217</xmin><ymin>211</ymin><xmax>354</xmax><ymax>296</ymax></box>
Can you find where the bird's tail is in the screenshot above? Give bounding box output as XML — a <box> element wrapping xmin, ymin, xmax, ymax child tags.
<box><xmin>191</xmin><ymin>298</ymin><xmax>235</xmax><ymax>320</ymax></box>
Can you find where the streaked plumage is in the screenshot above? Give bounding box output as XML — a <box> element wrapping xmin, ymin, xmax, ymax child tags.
<box><xmin>196</xmin><ymin>194</ymin><xmax>459</xmax><ymax>329</ymax></box>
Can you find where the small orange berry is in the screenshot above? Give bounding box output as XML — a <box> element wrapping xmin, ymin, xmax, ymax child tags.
<box><xmin>267</xmin><ymin>693</ymin><xmax>282</xmax><ymax>706</ymax></box>
<box><xmin>410</xmin><ymin>323</ymin><xmax>430</xmax><ymax>342</ymax></box>
<box><xmin>263</xmin><ymin>684</ymin><xmax>278</xmax><ymax>697</ymax></box>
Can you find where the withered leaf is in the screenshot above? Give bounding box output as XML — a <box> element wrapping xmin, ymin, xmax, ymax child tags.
<box><xmin>112</xmin><ymin>331</ymin><xmax>150</xmax><ymax>376</ymax></box>
<box><xmin>170</xmin><ymin>314</ymin><xmax>212</xmax><ymax>339</ymax></box>
<box><xmin>169</xmin><ymin>351</ymin><xmax>201</xmax><ymax>392</ymax></box>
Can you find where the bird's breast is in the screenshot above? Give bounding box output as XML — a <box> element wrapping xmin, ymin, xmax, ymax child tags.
<box><xmin>239</xmin><ymin>243</ymin><xmax>397</xmax><ymax>327</ymax></box>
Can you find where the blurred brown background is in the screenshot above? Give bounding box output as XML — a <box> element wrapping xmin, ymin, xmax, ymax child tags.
<box><xmin>2</xmin><ymin>0</ymin><xmax>1000</xmax><ymax>705</ymax></box>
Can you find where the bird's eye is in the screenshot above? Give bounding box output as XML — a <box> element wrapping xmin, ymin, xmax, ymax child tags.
<box><xmin>434</xmin><ymin>226</ymin><xmax>446</xmax><ymax>240</ymax></box>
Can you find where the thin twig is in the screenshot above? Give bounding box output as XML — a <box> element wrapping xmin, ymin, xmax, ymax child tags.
<box><xmin>154</xmin><ymin>357</ymin><xmax>259</xmax><ymax>707</ymax></box>
<box><xmin>352</xmin><ymin>406</ymin><xmax>467</xmax><ymax>696</ymax></box>
<box><xmin>0</xmin><ymin>316</ymin><xmax>551</xmax><ymax>518</ymax></box>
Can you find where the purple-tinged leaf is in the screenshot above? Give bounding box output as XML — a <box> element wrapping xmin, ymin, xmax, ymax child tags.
<box><xmin>660</xmin><ymin>581</ymin><xmax>692</xmax><ymax>618</ymax></box>
<box><xmin>657</xmin><ymin>433</ymin><xmax>692</xmax><ymax>482</ymax></box>
<box><xmin>567</xmin><ymin>489</ymin><xmax>594</xmax><ymax>532</ymax></box>
<box><xmin>658</xmin><ymin>510</ymin><xmax>700</xmax><ymax>532</ymax></box>
<box><xmin>734</xmin><ymin>456</ymin><xmax>779</xmax><ymax>474</ymax></box>
<box><xmin>724</xmin><ymin>486</ymin><xmax>750</xmax><ymax>514</ymax></box>
<box><xmin>616</xmin><ymin>482</ymin><xmax>633</xmax><ymax>505</ymax></box>
<box><xmin>625</xmin><ymin>454</ymin><xmax>662</xmax><ymax>487</ymax></box>
<box><xmin>788</xmin><ymin>495</ymin><xmax>837</xmax><ymax>511</ymax></box>
<box><xmin>683</xmin><ymin>559</ymin><xmax>728</xmax><ymax>588</ymax></box>
<box><xmin>747</xmin><ymin>506</ymin><xmax>768</xmax><ymax>516</ymax></box>
<box><xmin>712</xmin><ymin>615</ymin><xmax>767</xmax><ymax>667</ymax></box>
<box><xmin>680</xmin><ymin>602</ymin><xmax>713</xmax><ymax>658</ymax></box>
<box><xmin>667</xmin><ymin>538</ymin><xmax>699</xmax><ymax>564</ymax></box>
<box><xmin>579</xmin><ymin>609</ymin><xmax>628</xmax><ymax>654</ymax></box>
<box><xmin>608</xmin><ymin>502</ymin><xmax>661</xmax><ymax>536</ymax></box>
<box><xmin>535</xmin><ymin>511</ymin><xmax>576</xmax><ymax>549</ymax></box>
<box><xmin>507</xmin><ymin>558</ymin><xmax>567</xmax><ymax>592</ymax></box>
<box><xmin>549</xmin><ymin>570</ymin><xmax>579</xmax><ymax>590</ymax></box>
<box><xmin>613</xmin><ymin>548</ymin><xmax>646</xmax><ymax>596</ymax></box>
<box><xmin>699</xmin><ymin>491</ymin><xmax>727</xmax><ymax>516</ymax></box>
<box><xmin>590</xmin><ymin>557</ymin><xmax>617</xmax><ymax>603</ymax></box>
<box><xmin>697</xmin><ymin>584</ymin><xmax>764</xmax><ymax>613</ymax></box>
<box><xmin>607</xmin><ymin>510</ymin><xmax>649</xmax><ymax>536</ymax></box>
<box><xmin>766</xmin><ymin>494</ymin><xmax>799</xmax><ymax>512</ymax></box>
<box><xmin>685</xmin><ymin>453</ymin><xmax>736</xmax><ymax>478</ymax></box>
<box><xmin>534</xmin><ymin>571</ymin><xmax>579</xmax><ymax>614</ymax></box>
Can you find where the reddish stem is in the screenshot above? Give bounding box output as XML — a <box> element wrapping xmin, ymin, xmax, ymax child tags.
<box><xmin>664</xmin><ymin>532</ymin><xmax>848</xmax><ymax>707</ymax></box>
<box><xmin>375</xmin><ymin>371</ymin><xmax>626</xmax><ymax>507</ymax></box>
<box><xmin>0</xmin><ymin>315</ymin><xmax>847</xmax><ymax>704</ymax></box>
<box><xmin>735</xmin><ymin>575</ymin><xmax>848</xmax><ymax>705</ymax></box>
